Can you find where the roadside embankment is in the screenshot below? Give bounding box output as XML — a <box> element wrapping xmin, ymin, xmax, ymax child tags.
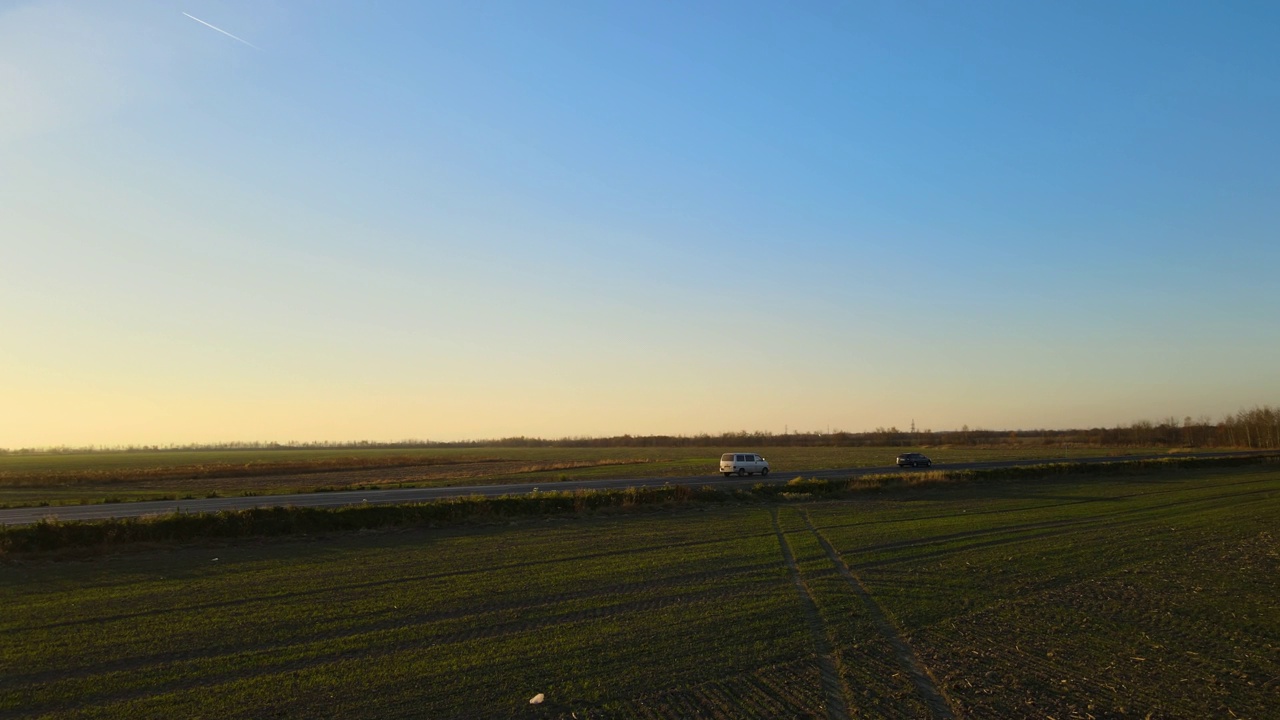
<box><xmin>3</xmin><ymin>453</ymin><xmax>1277</xmax><ymax>555</ymax></box>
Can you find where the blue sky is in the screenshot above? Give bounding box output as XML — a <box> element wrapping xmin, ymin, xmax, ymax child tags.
<box><xmin>2</xmin><ymin>1</ymin><xmax>1278</xmax><ymax>446</ymax></box>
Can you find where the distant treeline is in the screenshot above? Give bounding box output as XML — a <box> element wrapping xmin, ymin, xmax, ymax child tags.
<box><xmin>446</xmin><ymin>405</ymin><xmax>1280</xmax><ymax>450</ymax></box>
<box><xmin>4</xmin><ymin>405</ymin><xmax>1278</xmax><ymax>454</ymax></box>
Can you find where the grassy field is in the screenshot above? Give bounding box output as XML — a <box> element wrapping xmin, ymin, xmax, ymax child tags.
<box><xmin>0</xmin><ymin>445</ymin><xmax>1176</xmax><ymax>508</ymax></box>
<box><xmin>3</xmin><ymin>463</ymin><xmax>1277</xmax><ymax>718</ymax></box>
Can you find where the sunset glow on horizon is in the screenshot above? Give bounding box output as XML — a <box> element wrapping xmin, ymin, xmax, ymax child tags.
<box><xmin>3</xmin><ymin>1</ymin><xmax>1278</xmax><ymax>448</ymax></box>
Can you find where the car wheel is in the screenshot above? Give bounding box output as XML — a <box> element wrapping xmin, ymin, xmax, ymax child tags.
<box><xmin>737</xmin><ymin>468</ymin><xmax>747</xmax><ymax>477</ymax></box>
<box><xmin>761</xmin><ymin>467</ymin><xmax>769</xmax><ymax>476</ymax></box>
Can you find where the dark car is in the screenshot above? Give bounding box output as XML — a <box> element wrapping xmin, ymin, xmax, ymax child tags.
<box><xmin>896</xmin><ymin>452</ymin><xmax>932</xmax><ymax>468</ymax></box>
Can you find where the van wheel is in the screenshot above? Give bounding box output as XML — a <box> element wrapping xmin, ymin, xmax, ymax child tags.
<box><xmin>737</xmin><ymin>468</ymin><xmax>747</xmax><ymax>477</ymax></box>
<box><xmin>761</xmin><ymin>467</ymin><xmax>769</xmax><ymax>476</ymax></box>
<box><xmin>723</xmin><ymin>473</ymin><xmax>732</xmax><ymax>478</ymax></box>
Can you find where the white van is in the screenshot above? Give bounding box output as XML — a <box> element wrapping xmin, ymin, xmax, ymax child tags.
<box><xmin>720</xmin><ymin>453</ymin><xmax>770</xmax><ymax>477</ymax></box>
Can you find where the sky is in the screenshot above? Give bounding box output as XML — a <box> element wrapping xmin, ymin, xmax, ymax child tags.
<box><xmin>2</xmin><ymin>1</ymin><xmax>1278</xmax><ymax>447</ymax></box>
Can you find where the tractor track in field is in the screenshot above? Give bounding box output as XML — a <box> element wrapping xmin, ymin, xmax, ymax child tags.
<box><xmin>810</xmin><ymin>471</ymin><xmax>1280</xmax><ymax>538</ymax></box>
<box><xmin>838</xmin><ymin>482</ymin><xmax>1280</xmax><ymax>573</ymax></box>
<box><xmin>15</xmin><ymin>530</ymin><xmax>780</xmax><ymax>634</ymax></box>
<box><xmin>800</xmin><ymin>509</ymin><xmax>960</xmax><ymax>720</ymax></box>
<box><xmin>621</xmin><ymin>658</ymin><xmax>828</xmax><ymax>719</ymax></box>
<box><xmin>6</xmin><ymin>559</ymin><xmax>781</xmax><ymax>692</ymax></box>
<box><xmin>910</xmin><ymin>530</ymin><xmax>1280</xmax><ymax>718</ymax></box>
<box><xmin>11</xmin><ymin>577</ymin><xmax>772</xmax><ymax>718</ymax></box>
<box><xmin>770</xmin><ymin>508</ymin><xmax>852</xmax><ymax>720</ymax></box>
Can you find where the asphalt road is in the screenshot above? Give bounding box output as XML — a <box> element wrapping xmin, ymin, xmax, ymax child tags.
<box><xmin>1</xmin><ymin>450</ymin><xmax>1272</xmax><ymax>527</ymax></box>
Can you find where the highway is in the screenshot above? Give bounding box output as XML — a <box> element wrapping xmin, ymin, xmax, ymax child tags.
<box><xmin>1</xmin><ymin>450</ymin><xmax>1272</xmax><ymax>527</ymax></box>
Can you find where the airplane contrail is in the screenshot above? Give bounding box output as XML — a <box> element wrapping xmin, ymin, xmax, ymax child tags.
<box><xmin>183</xmin><ymin>12</ymin><xmax>260</xmax><ymax>50</ymax></box>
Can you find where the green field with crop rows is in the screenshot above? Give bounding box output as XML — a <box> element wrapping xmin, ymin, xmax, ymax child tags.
<box><xmin>3</xmin><ymin>463</ymin><xmax>1277</xmax><ymax>718</ymax></box>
